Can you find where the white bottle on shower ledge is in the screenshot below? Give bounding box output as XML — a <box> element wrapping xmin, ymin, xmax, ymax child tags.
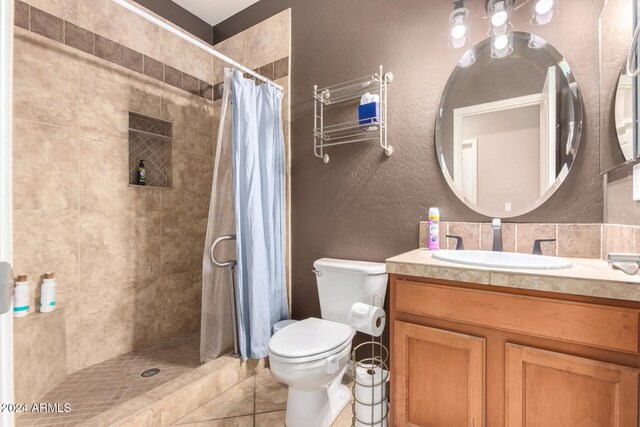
<box><xmin>13</xmin><ymin>275</ymin><xmax>30</xmax><ymax>317</ymax></box>
<box><xmin>40</xmin><ymin>272</ymin><xmax>56</xmax><ymax>313</ymax></box>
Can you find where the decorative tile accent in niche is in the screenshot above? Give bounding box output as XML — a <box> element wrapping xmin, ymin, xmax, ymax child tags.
<box><xmin>128</xmin><ymin>112</ymin><xmax>172</xmax><ymax>188</ymax></box>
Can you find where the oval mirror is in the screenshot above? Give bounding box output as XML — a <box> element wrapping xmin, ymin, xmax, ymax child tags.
<box><xmin>614</xmin><ymin>64</ymin><xmax>634</xmax><ymax>162</ymax></box>
<box><xmin>435</xmin><ymin>31</ymin><xmax>582</xmax><ymax>218</ymax></box>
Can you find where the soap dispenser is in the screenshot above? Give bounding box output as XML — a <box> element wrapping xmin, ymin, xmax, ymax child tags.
<box><xmin>137</xmin><ymin>160</ymin><xmax>146</xmax><ymax>185</ymax></box>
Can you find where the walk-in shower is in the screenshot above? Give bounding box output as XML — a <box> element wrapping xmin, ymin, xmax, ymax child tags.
<box><xmin>4</xmin><ymin>0</ymin><xmax>290</xmax><ymax>425</ymax></box>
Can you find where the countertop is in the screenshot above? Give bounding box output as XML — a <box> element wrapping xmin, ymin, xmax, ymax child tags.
<box><xmin>386</xmin><ymin>249</ymin><xmax>640</xmax><ymax>302</ymax></box>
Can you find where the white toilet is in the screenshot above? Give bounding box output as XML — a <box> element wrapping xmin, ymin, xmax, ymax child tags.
<box><xmin>268</xmin><ymin>258</ymin><xmax>388</xmax><ymax>427</ymax></box>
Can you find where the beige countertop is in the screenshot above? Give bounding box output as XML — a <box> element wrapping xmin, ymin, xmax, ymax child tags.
<box><xmin>386</xmin><ymin>249</ymin><xmax>640</xmax><ymax>302</ymax></box>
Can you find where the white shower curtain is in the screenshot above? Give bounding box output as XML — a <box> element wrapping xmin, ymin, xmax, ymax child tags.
<box><xmin>201</xmin><ymin>68</ymin><xmax>288</xmax><ymax>362</ymax></box>
<box><xmin>230</xmin><ymin>70</ymin><xmax>288</xmax><ymax>360</ymax></box>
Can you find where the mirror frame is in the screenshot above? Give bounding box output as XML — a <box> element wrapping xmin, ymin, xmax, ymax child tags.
<box><xmin>435</xmin><ymin>32</ymin><xmax>583</xmax><ymax>218</ymax></box>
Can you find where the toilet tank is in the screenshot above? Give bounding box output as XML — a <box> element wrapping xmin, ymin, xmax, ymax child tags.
<box><xmin>314</xmin><ymin>258</ymin><xmax>388</xmax><ymax>325</ymax></box>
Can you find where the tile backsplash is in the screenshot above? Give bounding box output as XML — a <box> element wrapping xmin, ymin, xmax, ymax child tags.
<box><xmin>419</xmin><ymin>222</ymin><xmax>638</xmax><ymax>260</ymax></box>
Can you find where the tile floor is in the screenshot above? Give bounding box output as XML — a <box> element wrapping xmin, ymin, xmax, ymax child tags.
<box><xmin>16</xmin><ymin>333</ymin><xmax>201</xmax><ymax>426</ymax></box>
<box><xmin>171</xmin><ymin>368</ymin><xmax>355</xmax><ymax>427</ymax></box>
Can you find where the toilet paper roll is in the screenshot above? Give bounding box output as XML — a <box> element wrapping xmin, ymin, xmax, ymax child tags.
<box><xmin>355</xmin><ymin>400</ymin><xmax>388</xmax><ymax>425</ymax></box>
<box><xmin>355</xmin><ymin>365</ymin><xmax>389</xmax><ymax>405</ymax></box>
<box><xmin>349</xmin><ymin>303</ymin><xmax>386</xmax><ymax>337</ymax></box>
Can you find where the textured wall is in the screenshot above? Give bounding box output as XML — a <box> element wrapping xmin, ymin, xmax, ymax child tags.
<box><xmin>600</xmin><ymin>0</ymin><xmax>633</xmax><ymax>173</ymax></box>
<box><xmin>605</xmin><ymin>162</ymin><xmax>640</xmax><ymax>225</ymax></box>
<box><xmin>601</xmin><ymin>0</ymin><xmax>640</xmax><ymax>225</ymax></box>
<box><xmin>216</xmin><ymin>0</ymin><xmax>604</xmax><ymax>320</ymax></box>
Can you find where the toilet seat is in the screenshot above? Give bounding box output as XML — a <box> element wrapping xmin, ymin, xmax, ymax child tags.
<box><xmin>269</xmin><ymin>317</ymin><xmax>354</xmax><ymax>364</ymax></box>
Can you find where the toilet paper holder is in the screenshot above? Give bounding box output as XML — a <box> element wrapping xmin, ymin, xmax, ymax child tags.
<box><xmin>351</xmin><ymin>295</ymin><xmax>389</xmax><ymax>427</ymax></box>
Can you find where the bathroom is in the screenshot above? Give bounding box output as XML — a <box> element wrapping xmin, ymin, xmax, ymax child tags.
<box><xmin>0</xmin><ymin>0</ymin><xmax>639</xmax><ymax>425</ymax></box>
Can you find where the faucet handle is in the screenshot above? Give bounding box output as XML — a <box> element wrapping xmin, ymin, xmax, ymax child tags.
<box><xmin>532</xmin><ymin>239</ymin><xmax>556</xmax><ymax>255</ymax></box>
<box><xmin>446</xmin><ymin>235</ymin><xmax>465</xmax><ymax>250</ymax></box>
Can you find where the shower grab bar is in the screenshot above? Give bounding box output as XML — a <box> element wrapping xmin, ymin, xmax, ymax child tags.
<box><xmin>210</xmin><ymin>235</ymin><xmax>237</xmax><ymax>268</ymax></box>
<box><xmin>209</xmin><ymin>235</ymin><xmax>240</xmax><ymax>356</ymax></box>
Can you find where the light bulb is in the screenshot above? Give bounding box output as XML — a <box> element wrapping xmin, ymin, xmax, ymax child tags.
<box><xmin>451</xmin><ymin>14</ymin><xmax>467</xmax><ymax>39</ymax></box>
<box><xmin>491</xmin><ymin>1</ymin><xmax>508</xmax><ymax>27</ymax></box>
<box><xmin>451</xmin><ymin>23</ymin><xmax>466</xmax><ymax>39</ymax></box>
<box><xmin>535</xmin><ymin>0</ymin><xmax>554</xmax><ymax>15</ymax></box>
<box><xmin>494</xmin><ymin>35</ymin><xmax>509</xmax><ymax>50</ymax></box>
<box><xmin>449</xmin><ymin>7</ymin><xmax>469</xmax><ymax>48</ymax></box>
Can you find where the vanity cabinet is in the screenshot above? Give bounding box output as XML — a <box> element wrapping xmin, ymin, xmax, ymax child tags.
<box><xmin>390</xmin><ymin>275</ymin><xmax>640</xmax><ymax>427</ymax></box>
<box><xmin>505</xmin><ymin>344</ymin><xmax>638</xmax><ymax>426</ymax></box>
<box><xmin>394</xmin><ymin>321</ymin><xmax>485</xmax><ymax>426</ymax></box>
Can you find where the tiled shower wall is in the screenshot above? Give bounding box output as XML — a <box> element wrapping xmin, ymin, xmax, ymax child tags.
<box><xmin>419</xmin><ymin>222</ymin><xmax>638</xmax><ymax>260</ymax></box>
<box><xmin>12</xmin><ymin>0</ymin><xmax>291</xmax><ymax>403</ymax></box>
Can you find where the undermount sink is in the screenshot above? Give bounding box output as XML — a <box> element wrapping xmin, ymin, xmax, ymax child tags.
<box><xmin>432</xmin><ymin>250</ymin><xmax>572</xmax><ymax>270</ymax></box>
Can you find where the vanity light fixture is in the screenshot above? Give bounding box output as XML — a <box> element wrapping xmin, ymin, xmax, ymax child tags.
<box><xmin>449</xmin><ymin>0</ymin><xmax>470</xmax><ymax>49</ymax></box>
<box><xmin>486</xmin><ymin>0</ymin><xmax>513</xmax><ymax>38</ymax></box>
<box><xmin>448</xmin><ymin>0</ymin><xmax>559</xmax><ymax>50</ymax></box>
<box><xmin>531</xmin><ymin>0</ymin><xmax>558</xmax><ymax>26</ymax></box>
<box><xmin>487</xmin><ymin>0</ymin><xmax>511</xmax><ymax>27</ymax></box>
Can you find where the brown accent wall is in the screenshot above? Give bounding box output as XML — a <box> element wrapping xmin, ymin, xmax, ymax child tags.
<box><xmin>601</xmin><ymin>0</ymin><xmax>640</xmax><ymax>226</ymax></box>
<box><xmin>216</xmin><ymin>0</ymin><xmax>603</xmax><ymax>320</ymax></box>
<box><xmin>605</xmin><ymin>163</ymin><xmax>640</xmax><ymax>225</ymax></box>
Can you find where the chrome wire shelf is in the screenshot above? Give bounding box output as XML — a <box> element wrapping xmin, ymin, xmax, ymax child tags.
<box><xmin>313</xmin><ymin>65</ymin><xmax>393</xmax><ymax>163</ymax></box>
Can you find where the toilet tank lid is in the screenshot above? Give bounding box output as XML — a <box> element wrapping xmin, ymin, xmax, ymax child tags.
<box><xmin>313</xmin><ymin>258</ymin><xmax>387</xmax><ymax>275</ymax></box>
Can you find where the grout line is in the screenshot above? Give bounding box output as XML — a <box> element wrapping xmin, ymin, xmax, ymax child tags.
<box><xmin>253</xmin><ymin>373</ymin><xmax>257</xmax><ymax>424</ymax></box>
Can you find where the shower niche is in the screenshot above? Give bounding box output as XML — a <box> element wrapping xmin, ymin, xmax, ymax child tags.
<box><xmin>128</xmin><ymin>112</ymin><xmax>172</xmax><ymax>188</ymax></box>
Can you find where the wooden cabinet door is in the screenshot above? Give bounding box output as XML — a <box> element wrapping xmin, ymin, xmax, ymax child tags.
<box><xmin>393</xmin><ymin>321</ymin><xmax>485</xmax><ymax>427</ymax></box>
<box><xmin>505</xmin><ymin>344</ymin><xmax>639</xmax><ymax>427</ymax></box>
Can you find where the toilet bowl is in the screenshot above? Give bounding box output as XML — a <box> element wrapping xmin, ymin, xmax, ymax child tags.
<box><xmin>269</xmin><ymin>318</ymin><xmax>354</xmax><ymax>427</ymax></box>
<box><xmin>268</xmin><ymin>258</ymin><xmax>388</xmax><ymax>427</ymax></box>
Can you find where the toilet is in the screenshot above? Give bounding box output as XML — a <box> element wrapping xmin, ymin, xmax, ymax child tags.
<box><xmin>268</xmin><ymin>258</ymin><xmax>388</xmax><ymax>427</ymax></box>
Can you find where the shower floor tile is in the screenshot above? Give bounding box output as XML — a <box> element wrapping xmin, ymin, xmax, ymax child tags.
<box><xmin>16</xmin><ymin>332</ymin><xmax>201</xmax><ymax>426</ymax></box>
<box><xmin>172</xmin><ymin>368</ymin><xmax>354</xmax><ymax>427</ymax></box>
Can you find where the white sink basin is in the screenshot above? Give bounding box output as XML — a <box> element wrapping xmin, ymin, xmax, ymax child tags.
<box><xmin>432</xmin><ymin>250</ymin><xmax>572</xmax><ymax>270</ymax></box>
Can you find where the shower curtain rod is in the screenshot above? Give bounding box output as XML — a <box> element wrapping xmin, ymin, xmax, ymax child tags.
<box><xmin>109</xmin><ymin>0</ymin><xmax>284</xmax><ymax>91</ymax></box>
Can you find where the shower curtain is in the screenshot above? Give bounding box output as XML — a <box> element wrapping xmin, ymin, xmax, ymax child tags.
<box><xmin>201</xmin><ymin>68</ymin><xmax>288</xmax><ymax>362</ymax></box>
<box><xmin>230</xmin><ymin>70</ymin><xmax>288</xmax><ymax>360</ymax></box>
<box><xmin>201</xmin><ymin>70</ymin><xmax>236</xmax><ymax>362</ymax></box>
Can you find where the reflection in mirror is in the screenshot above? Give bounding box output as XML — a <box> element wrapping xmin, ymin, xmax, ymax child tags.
<box><xmin>436</xmin><ymin>32</ymin><xmax>582</xmax><ymax>218</ymax></box>
<box><xmin>615</xmin><ymin>65</ymin><xmax>634</xmax><ymax>162</ymax></box>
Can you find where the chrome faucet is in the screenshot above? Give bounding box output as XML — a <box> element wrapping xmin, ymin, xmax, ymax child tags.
<box><xmin>492</xmin><ymin>218</ymin><xmax>503</xmax><ymax>252</ymax></box>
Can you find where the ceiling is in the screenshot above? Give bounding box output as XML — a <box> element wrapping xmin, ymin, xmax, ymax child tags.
<box><xmin>172</xmin><ymin>0</ymin><xmax>260</xmax><ymax>26</ymax></box>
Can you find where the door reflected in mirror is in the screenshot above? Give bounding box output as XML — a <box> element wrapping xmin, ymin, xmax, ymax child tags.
<box><xmin>436</xmin><ymin>32</ymin><xmax>582</xmax><ymax>218</ymax></box>
<box><xmin>615</xmin><ymin>67</ymin><xmax>633</xmax><ymax>162</ymax></box>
